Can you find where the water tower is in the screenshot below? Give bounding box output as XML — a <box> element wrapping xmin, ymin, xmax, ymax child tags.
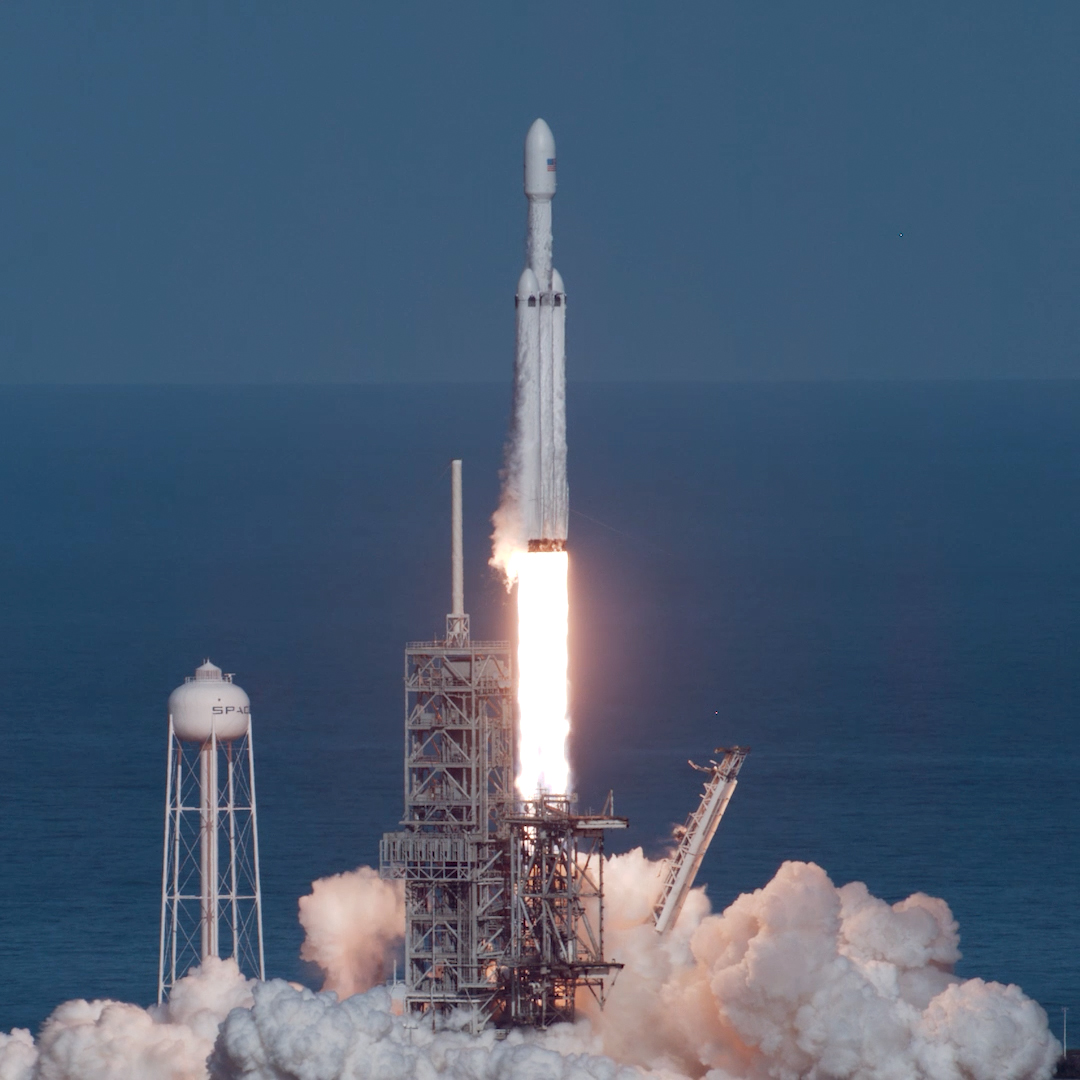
<box><xmin>157</xmin><ymin>660</ymin><xmax>265</xmax><ymax>1002</ymax></box>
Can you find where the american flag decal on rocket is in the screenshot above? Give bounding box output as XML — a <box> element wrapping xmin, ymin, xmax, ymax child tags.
<box><xmin>547</xmin><ymin>158</ymin><xmax>556</xmax><ymax>171</ymax></box>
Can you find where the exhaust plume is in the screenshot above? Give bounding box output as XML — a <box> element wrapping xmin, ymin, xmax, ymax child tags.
<box><xmin>512</xmin><ymin>548</ymin><xmax>571</xmax><ymax>796</ymax></box>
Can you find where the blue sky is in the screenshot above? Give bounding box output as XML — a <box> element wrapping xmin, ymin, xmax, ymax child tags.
<box><xmin>0</xmin><ymin>3</ymin><xmax>1076</xmax><ymax>382</ymax></box>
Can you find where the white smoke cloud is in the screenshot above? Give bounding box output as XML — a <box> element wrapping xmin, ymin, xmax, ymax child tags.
<box><xmin>491</xmin><ymin>493</ymin><xmax>526</xmax><ymax>582</ymax></box>
<box><xmin>298</xmin><ymin>866</ymin><xmax>406</xmax><ymax>999</ymax></box>
<box><xmin>208</xmin><ymin>981</ymin><xmax>644</xmax><ymax>1080</ymax></box>
<box><xmin>491</xmin><ymin>362</ymin><xmax>536</xmax><ymax>582</ymax></box>
<box><xmin>584</xmin><ymin>853</ymin><xmax>1059</xmax><ymax>1080</ymax></box>
<box><xmin>1</xmin><ymin>859</ymin><xmax>1060</xmax><ymax>1080</ymax></box>
<box><xmin>0</xmin><ymin>1030</ymin><xmax>36</xmax><ymax>1080</ymax></box>
<box><xmin>0</xmin><ymin>956</ymin><xmax>252</xmax><ymax>1080</ymax></box>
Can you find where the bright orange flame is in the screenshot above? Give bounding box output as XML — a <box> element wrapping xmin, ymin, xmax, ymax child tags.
<box><xmin>512</xmin><ymin>549</ymin><xmax>570</xmax><ymax>796</ymax></box>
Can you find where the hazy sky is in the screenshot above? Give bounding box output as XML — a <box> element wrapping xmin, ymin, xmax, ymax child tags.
<box><xmin>1</xmin><ymin>4</ymin><xmax>1076</xmax><ymax>383</ymax></box>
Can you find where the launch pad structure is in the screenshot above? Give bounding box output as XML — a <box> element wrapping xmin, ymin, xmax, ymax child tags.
<box><xmin>380</xmin><ymin>461</ymin><xmax>627</xmax><ymax>1031</ymax></box>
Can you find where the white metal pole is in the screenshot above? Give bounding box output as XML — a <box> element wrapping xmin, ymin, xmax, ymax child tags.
<box><xmin>170</xmin><ymin>746</ymin><xmax>182</xmax><ymax>989</ymax></box>
<box><xmin>451</xmin><ymin>459</ymin><xmax>464</xmax><ymax>617</ymax></box>
<box><xmin>200</xmin><ymin>731</ymin><xmax>221</xmax><ymax>962</ymax></box>
<box><xmin>210</xmin><ymin>730</ymin><xmax>219</xmax><ymax>959</ymax></box>
<box><xmin>227</xmin><ymin>740</ymin><xmax>238</xmax><ymax>962</ymax></box>
<box><xmin>158</xmin><ymin>719</ymin><xmax>175</xmax><ymax>1004</ymax></box>
<box><xmin>247</xmin><ymin>726</ymin><xmax>265</xmax><ymax>980</ymax></box>
<box><xmin>200</xmin><ymin>741</ymin><xmax>211</xmax><ymax>960</ymax></box>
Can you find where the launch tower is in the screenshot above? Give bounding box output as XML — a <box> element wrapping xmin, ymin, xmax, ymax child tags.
<box><xmin>380</xmin><ymin>462</ymin><xmax>625</xmax><ymax>1030</ymax></box>
<box><xmin>380</xmin><ymin>461</ymin><xmax>515</xmax><ymax>1025</ymax></box>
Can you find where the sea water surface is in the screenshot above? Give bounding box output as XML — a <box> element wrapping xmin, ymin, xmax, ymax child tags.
<box><xmin>0</xmin><ymin>383</ymin><xmax>1076</xmax><ymax>1036</ymax></box>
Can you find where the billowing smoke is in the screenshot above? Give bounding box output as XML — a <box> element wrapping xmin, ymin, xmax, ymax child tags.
<box><xmin>211</xmin><ymin>855</ymin><xmax>1059</xmax><ymax>1080</ymax></box>
<box><xmin>587</xmin><ymin>851</ymin><xmax>1060</xmax><ymax>1080</ymax></box>
<box><xmin>0</xmin><ymin>956</ymin><xmax>252</xmax><ymax>1080</ymax></box>
<box><xmin>1</xmin><ymin>857</ymin><xmax>1060</xmax><ymax>1080</ymax></box>
<box><xmin>0</xmin><ymin>1030</ymin><xmax>35</xmax><ymax>1080</ymax></box>
<box><xmin>207</xmin><ymin>981</ymin><xmax>630</xmax><ymax>1080</ymax></box>
<box><xmin>298</xmin><ymin>866</ymin><xmax>405</xmax><ymax>999</ymax></box>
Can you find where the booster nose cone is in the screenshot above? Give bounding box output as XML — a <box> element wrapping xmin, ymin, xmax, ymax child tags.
<box><xmin>524</xmin><ymin>118</ymin><xmax>556</xmax><ymax>199</ymax></box>
<box><xmin>517</xmin><ymin>266</ymin><xmax>540</xmax><ymax>301</ymax></box>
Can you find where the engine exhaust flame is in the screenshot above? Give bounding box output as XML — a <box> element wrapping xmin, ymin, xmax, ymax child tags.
<box><xmin>511</xmin><ymin>549</ymin><xmax>570</xmax><ymax>796</ymax></box>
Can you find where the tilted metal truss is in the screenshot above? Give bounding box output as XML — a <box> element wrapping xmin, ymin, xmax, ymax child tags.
<box><xmin>652</xmin><ymin>746</ymin><xmax>749</xmax><ymax>935</ymax></box>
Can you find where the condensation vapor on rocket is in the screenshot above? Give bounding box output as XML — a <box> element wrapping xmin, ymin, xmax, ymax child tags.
<box><xmin>493</xmin><ymin>118</ymin><xmax>568</xmax><ymax>567</ymax></box>
<box><xmin>493</xmin><ymin>119</ymin><xmax>571</xmax><ymax>798</ymax></box>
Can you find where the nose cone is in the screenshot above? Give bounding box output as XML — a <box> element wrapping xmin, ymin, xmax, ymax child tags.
<box><xmin>524</xmin><ymin>118</ymin><xmax>556</xmax><ymax>199</ymax></box>
<box><xmin>517</xmin><ymin>267</ymin><xmax>540</xmax><ymax>300</ymax></box>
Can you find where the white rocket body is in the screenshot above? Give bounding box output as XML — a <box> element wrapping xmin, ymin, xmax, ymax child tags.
<box><xmin>515</xmin><ymin>118</ymin><xmax>568</xmax><ymax>549</ymax></box>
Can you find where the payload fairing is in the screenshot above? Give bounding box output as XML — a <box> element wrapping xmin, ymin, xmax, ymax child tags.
<box><xmin>514</xmin><ymin>119</ymin><xmax>568</xmax><ymax>551</ymax></box>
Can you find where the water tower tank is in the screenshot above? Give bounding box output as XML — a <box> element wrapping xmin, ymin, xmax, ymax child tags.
<box><xmin>168</xmin><ymin>660</ymin><xmax>250</xmax><ymax>742</ymax></box>
<box><xmin>159</xmin><ymin>658</ymin><xmax>264</xmax><ymax>1000</ymax></box>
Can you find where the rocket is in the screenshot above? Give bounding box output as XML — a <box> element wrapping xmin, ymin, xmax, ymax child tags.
<box><xmin>514</xmin><ymin>118</ymin><xmax>568</xmax><ymax>552</ymax></box>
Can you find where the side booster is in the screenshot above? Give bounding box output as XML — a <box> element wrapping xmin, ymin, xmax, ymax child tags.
<box><xmin>515</xmin><ymin>118</ymin><xmax>568</xmax><ymax>552</ymax></box>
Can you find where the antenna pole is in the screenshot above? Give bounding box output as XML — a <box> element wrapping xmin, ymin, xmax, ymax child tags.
<box><xmin>445</xmin><ymin>460</ymin><xmax>469</xmax><ymax>646</ymax></box>
<box><xmin>451</xmin><ymin>459</ymin><xmax>464</xmax><ymax>616</ymax></box>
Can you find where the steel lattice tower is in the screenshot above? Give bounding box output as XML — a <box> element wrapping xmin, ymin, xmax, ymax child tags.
<box><xmin>381</xmin><ymin>462</ymin><xmax>625</xmax><ymax>1030</ymax></box>
<box><xmin>158</xmin><ymin>661</ymin><xmax>265</xmax><ymax>1002</ymax></box>
<box><xmin>381</xmin><ymin>461</ymin><xmax>515</xmax><ymax>1027</ymax></box>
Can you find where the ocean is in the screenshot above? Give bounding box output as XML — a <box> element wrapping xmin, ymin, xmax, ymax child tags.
<box><xmin>0</xmin><ymin>382</ymin><xmax>1076</xmax><ymax>1039</ymax></box>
